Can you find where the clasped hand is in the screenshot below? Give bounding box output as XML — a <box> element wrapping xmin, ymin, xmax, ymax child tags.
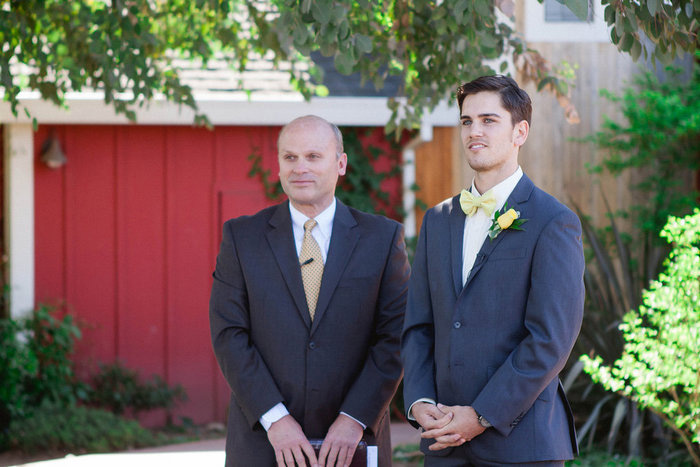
<box><xmin>412</xmin><ymin>402</ymin><xmax>486</xmax><ymax>451</ymax></box>
<box><xmin>267</xmin><ymin>414</ymin><xmax>363</xmax><ymax>466</ymax></box>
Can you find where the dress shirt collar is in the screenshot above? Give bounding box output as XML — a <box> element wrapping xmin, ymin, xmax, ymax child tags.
<box><xmin>470</xmin><ymin>166</ymin><xmax>523</xmax><ymax>210</ymax></box>
<box><xmin>289</xmin><ymin>198</ymin><xmax>336</xmax><ymax>238</ymax></box>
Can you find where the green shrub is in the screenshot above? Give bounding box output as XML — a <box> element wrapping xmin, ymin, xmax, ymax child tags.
<box><xmin>88</xmin><ymin>361</ymin><xmax>187</xmax><ymax>416</ymax></box>
<box><xmin>8</xmin><ymin>403</ymin><xmax>158</xmax><ymax>453</ymax></box>
<box><xmin>0</xmin><ymin>305</ymin><xmax>84</xmax><ymax>449</ymax></box>
<box><xmin>582</xmin><ymin>209</ymin><xmax>700</xmax><ymax>465</ymax></box>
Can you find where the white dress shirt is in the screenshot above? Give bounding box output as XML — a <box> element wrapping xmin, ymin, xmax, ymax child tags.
<box><xmin>407</xmin><ymin>167</ymin><xmax>523</xmax><ymax>421</ymax></box>
<box><xmin>260</xmin><ymin>198</ymin><xmax>365</xmax><ymax>431</ymax></box>
<box><xmin>462</xmin><ymin>167</ymin><xmax>523</xmax><ymax>285</ymax></box>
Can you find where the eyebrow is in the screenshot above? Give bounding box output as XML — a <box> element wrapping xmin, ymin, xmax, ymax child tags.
<box><xmin>460</xmin><ymin>112</ymin><xmax>502</xmax><ymax>120</ymax></box>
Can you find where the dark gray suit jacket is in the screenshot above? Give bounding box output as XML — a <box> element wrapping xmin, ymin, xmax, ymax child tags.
<box><xmin>210</xmin><ymin>199</ymin><xmax>409</xmax><ymax>466</ymax></box>
<box><xmin>401</xmin><ymin>174</ymin><xmax>584</xmax><ymax>463</ymax></box>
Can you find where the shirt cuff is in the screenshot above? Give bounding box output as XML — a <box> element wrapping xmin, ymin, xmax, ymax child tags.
<box><xmin>260</xmin><ymin>402</ymin><xmax>289</xmax><ymax>431</ymax></box>
<box><xmin>340</xmin><ymin>411</ymin><xmax>366</xmax><ymax>430</ymax></box>
<box><xmin>407</xmin><ymin>398</ymin><xmax>437</xmax><ymax>421</ymax></box>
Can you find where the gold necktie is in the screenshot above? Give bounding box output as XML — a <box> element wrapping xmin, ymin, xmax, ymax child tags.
<box><xmin>459</xmin><ymin>189</ymin><xmax>497</xmax><ymax>217</ymax></box>
<box><xmin>300</xmin><ymin>219</ymin><xmax>324</xmax><ymax>321</ymax></box>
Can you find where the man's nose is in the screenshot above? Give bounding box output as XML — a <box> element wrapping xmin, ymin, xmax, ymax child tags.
<box><xmin>469</xmin><ymin>123</ymin><xmax>484</xmax><ymax>136</ymax></box>
<box><xmin>292</xmin><ymin>161</ymin><xmax>309</xmax><ymax>173</ymax></box>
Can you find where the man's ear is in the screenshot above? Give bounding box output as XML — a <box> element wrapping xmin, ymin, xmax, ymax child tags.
<box><xmin>337</xmin><ymin>153</ymin><xmax>348</xmax><ymax>176</ymax></box>
<box><xmin>513</xmin><ymin>120</ymin><xmax>529</xmax><ymax>147</ymax></box>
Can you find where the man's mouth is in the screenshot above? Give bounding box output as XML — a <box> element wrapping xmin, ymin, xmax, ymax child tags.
<box><xmin>469</xmin><ymin>141</ymin><xmax>487</xmax><ymax>150</ymax></box>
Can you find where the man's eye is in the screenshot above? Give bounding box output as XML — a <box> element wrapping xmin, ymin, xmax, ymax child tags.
<box><xmin>484</xmin><ymin>118</ymin><xmax>494</xmax><ymax>123</ymax></box>
<box><xmin>461</xmin><ymin>120</ymin><xmax>472</xmax><ymax>126</ymax></box>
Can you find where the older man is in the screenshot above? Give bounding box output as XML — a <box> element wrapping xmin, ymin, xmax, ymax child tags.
<box><xmin>210</xmin><ymin>115</ymin><xmax>409</xmax><ymax>466</ymax></box>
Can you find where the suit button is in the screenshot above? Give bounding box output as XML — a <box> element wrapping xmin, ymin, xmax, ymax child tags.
<box><xmin>309</xmin><ymin>342</ymin><xmax>316</xmax><ymax>350</ymax></box>
<box><xmin>453</xmin><ymin>321</ymin><xmax>461</xmax><ymax>329</ymax></box>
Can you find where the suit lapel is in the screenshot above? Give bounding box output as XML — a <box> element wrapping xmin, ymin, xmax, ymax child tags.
<box><xmin>266</xmin><ymin>201</ymin><xmax>312</xmax><ymax>328</ymax></box>
<box><xmin>449</xmin><ymin>196</ymin><xmax>466</xmax><ymax>297</ymax></box>
<box><xmin>463</xmin><ymin>174</ymin><xmax>535</xmax><ymax>289</ymax></box>
<box><xmin>311</xmin><ymin>200</ymin><xmax>359</xmax><ymax>334</ymax></box>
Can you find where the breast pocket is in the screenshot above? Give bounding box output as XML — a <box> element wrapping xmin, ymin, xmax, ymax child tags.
<box><xmin>488</xmin><ymin>247</ymin><xmax>527</xmax><ymax>262</ymax></box>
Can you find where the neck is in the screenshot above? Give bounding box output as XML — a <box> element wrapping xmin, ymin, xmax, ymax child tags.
<box><xmin>473</xmin><ymin>163</ymin><xmax>518</xmax><ymax>194</ymax></box>
<box><xmin>290</xmin><ymin>198</ymin><xmax>333</xmax><ymax>219</ymax></box>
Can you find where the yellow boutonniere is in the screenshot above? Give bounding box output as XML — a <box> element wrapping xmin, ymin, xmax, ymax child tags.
<box><xmin>488</xmin><ymin>203</ymin><xmax>527</xmax><ymax>240</ymax></box>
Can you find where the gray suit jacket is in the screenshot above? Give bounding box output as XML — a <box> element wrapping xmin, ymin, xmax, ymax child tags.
<box><xmin>210</xmin><ymin>199</ymin><xmax>409</xmax><ymax>466</ymax></box>
<box><xmin>401</xmin><ymin>174</ymin><xmax>584</xmax><ymax>463</ymax></box>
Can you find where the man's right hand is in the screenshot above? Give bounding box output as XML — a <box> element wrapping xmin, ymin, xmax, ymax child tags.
<box><xmin>267</xmin><ymin>415</ymin><xmax>319</xmax><ymax>467</ymax></box>
<box><xmin>411</xmin><ymin>401</ymin><xmax>453</xmax><ymax>431</ymax></box>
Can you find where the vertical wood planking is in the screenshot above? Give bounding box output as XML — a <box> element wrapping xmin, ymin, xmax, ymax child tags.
<box><xmin>165</xmin><ymin>126</ymin><xmax>217</xmax><ymax>423</ymax></box>
<box><xmin>34</xmin><ymin>126</ymin><xmax>67</xmax><ymax>305</ymax></box>
<box><xmin>414</xmin><ymin>127</ymin><xmax>459</xmax><ymax>233</ymax></box>
<box><xmin>63</xmin><ymin>126</ymin><xmax>118</xmax><ymax>376</ymax></box>
<box><xmin>115</xmin><ymin>126</ymin><xmax>167</xmax><ymax>377</ymax></box>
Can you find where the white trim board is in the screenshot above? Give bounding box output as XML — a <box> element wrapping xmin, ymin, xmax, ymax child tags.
<box><xmin>3</xmin><ymin>124</ymin><xmax>35</xmax><ymax>319</ymax></box>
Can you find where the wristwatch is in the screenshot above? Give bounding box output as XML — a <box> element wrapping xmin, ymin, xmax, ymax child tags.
<box><xmin>475</xmin><ymin>411</ymin><xmax>492</xmax><ymax>428</ymax></box>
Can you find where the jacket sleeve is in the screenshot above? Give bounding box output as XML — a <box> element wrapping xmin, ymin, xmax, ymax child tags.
<box><xmin>209</xmin><ymin>220</ymin><xmax>284</xmax><ymax>429</ymax></box>
<box><xmin>339</xmin><ymin>223</ymin><xmax>410</xmax><ymax>433</ymax></box>
<box><xmin>400</xmin><ymin>213</ymin><xmax>438</xmax><ymax>428</ymax></box>
<box><xmin>472</xmin><ymin>209</ymin><xmax>585</xmax><ymax>437</ymax></box>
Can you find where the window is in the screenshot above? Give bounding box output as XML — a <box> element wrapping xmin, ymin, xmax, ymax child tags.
<box><xmin>544</xmin><ymin>0</ymin><xmax>592</xmax><ymax>22</ymax></box>
<box><xmin>523</xmin><ymin>0</ymin><xmax>608</xmax><ymax>43</ymax></box>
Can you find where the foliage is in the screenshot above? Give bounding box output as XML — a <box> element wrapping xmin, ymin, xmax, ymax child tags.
<box><xmin>0</xmin><ymin>311</ymin><xmax>36</xmax><ymax>434</ymax></box>
<box><xmin>248</xmin><ymin>126</ymin><xmax>403</xmax><ymax>217</ymax></box>
<box><xmin>581</xmin><ymin>209</ymin><xmax>700</xmax><ymax>465</ymax></box>
<box><xmin>87</xmin><ymin>361</ymin><xmax>187</xmax><ymax>417</ymax></box>
<box><xmin>566</xmin><ymin>448</ymin><xmax>643</xmax><ymax>466</ymax></box>
<box><xmin>5</xmin><ymin>1</ymin><xmax>695</xmax><ymax>132</ymax></box>
<box><xmin>7</xmin><ymin>402</ymin><xmax>158</xmax><ymax>454</ymax></box>
<box><xmin>600</xmin><ymin>0</ymin><xmax>698</xmax><ymax>63</ymax></box>
<box><xmin>392</xmin><ymin>443</ymin><xmax>423</xmax><ymax>465</ymax></box>
<box><xmin>0</xmin><ymin>305</ymin><xmax>84</xmax><ymax>426</ymax></box>
<box><xmin>568</xmin><ymin>60</ymin><xmax>699</xmax><ymax>462</ymax></box>
<box><xmin>585</xmin><ymin>54</ymin><xmax>700</xmax><ymax>250</ymax></box>
<box><xmin>337</xmin><ymin>128</ymin><xmax>402</xmax><ymax>217</ymax></box>
<box><xmin>568</xmin><ymin>201</ymin><xmax>648</xmax><ymax>460</ymax></box>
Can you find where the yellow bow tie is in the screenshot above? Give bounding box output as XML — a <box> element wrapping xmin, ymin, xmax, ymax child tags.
<box><xmin>460</xmin><ymin>189</ymin><xmax>497</xmax><ymax>217</ymax></box>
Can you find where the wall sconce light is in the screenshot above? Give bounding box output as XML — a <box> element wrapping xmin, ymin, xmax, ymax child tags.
<box><xmin>40</xmin><ymin>133</ymin><xmax>67</xmax><ymax>169</ymax></box>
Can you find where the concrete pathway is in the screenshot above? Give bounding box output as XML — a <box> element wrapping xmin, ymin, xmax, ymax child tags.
<box><xmin>7</xmin><ymin>423</ymin><xmax>421</xmax><ymax>466</ymax></box>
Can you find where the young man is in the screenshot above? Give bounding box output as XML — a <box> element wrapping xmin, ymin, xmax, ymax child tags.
<box><xmin>402</xmin><ymin>76</ymin><xmax>585</xmax><ymax>466</ymax></box>
<box><xmin>210</xmin><ymin>115</ymin><xmax>409</xmax><ymax>466</ymax></box>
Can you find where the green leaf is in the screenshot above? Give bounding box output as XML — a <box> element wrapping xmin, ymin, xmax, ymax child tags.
<box><xmin>311</xmin><ymin>2</ymin><xmax>331</xmax><ymax>25</ymax></box>
<box><xmin>355</xmin><ymin>34</ymin><xmax>372</xmax><ymax>54</ymax></box>
<box><xmin>647</xmin><ymin>0</ymin><xmax>660</xmax><ymax>16</ymax></box>
<box><xmin>334</xmin><ymin>50</ymin><xmax>356</xmax><ymax>75</ymax></box>
<box><xmin>314</xmin><ymin>84</ymin><xmax>329</xmax><ymax>97</ymax></box>
<box><xmin>620</xmin><ymin>32</ymin><xmax>634</xmax><ymax>52</ymax></box>
<box><xmin>474</xmin><ymin>0</ymin><xmax>492</xmax><ymax>19</ymax></box>
<box><xmin>452</xmin><ymin>0</ymin><xmax>469</xmax><ymax>24</ymax></box>
<box><xmin>604</xmin><ymin>4</ymin><xmax>615</xmax><ymax>25</ymax></box>
<box><xmin>630</xmin><ymin>38</ymin><xmax>642</xmax><ymax>61</ymax></box>
<box><xmin>301</xmin><ymin>0</ymin><xmax>312</xmax><ymax>14</ymax></box>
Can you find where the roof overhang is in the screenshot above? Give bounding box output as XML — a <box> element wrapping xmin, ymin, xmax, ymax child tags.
<box><xmin>1</xmin><ymin>92</ymin><xmax>458</xmax><ymax>127</ymax></box>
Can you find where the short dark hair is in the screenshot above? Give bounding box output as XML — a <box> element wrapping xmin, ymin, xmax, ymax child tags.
<box><xmin>456</xmin><ymin>75</ymin><xmax>532</xmax><ymax>127</ymax></box>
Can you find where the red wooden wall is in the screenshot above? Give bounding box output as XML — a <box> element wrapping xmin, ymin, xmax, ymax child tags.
<box><xmin>33</xmin><ymin>124</ymin><xmax>402</xmax><ymax>426</ymax></box>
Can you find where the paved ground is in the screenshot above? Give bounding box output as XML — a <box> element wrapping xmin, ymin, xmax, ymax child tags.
<box><xmin>7</xmin><ymin>423</ymin><xmax>421</xmax><ymax>466</ymax></box>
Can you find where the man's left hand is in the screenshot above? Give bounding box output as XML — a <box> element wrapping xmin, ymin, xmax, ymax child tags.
<box><xmin>318</xmin><ymin>414</ymin><xmax>363</xmax><ymax>467</ymax></box>
<box><xmin>421</xmin><ymin>404</ymin><xmax>486</xmax><ymax>451</ymax></box>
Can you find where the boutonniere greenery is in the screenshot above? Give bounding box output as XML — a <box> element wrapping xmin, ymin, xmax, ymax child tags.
<box><xmin>488</xmin><ymin>203</ymin><xmax>528</xmax><ymax>240</ymax></box>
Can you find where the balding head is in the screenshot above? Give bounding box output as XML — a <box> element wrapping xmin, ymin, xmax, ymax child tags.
<box><xmin>278</xmin><ymin>115</ymin><xmax>344</xmax><ymax>158</ymax></box>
